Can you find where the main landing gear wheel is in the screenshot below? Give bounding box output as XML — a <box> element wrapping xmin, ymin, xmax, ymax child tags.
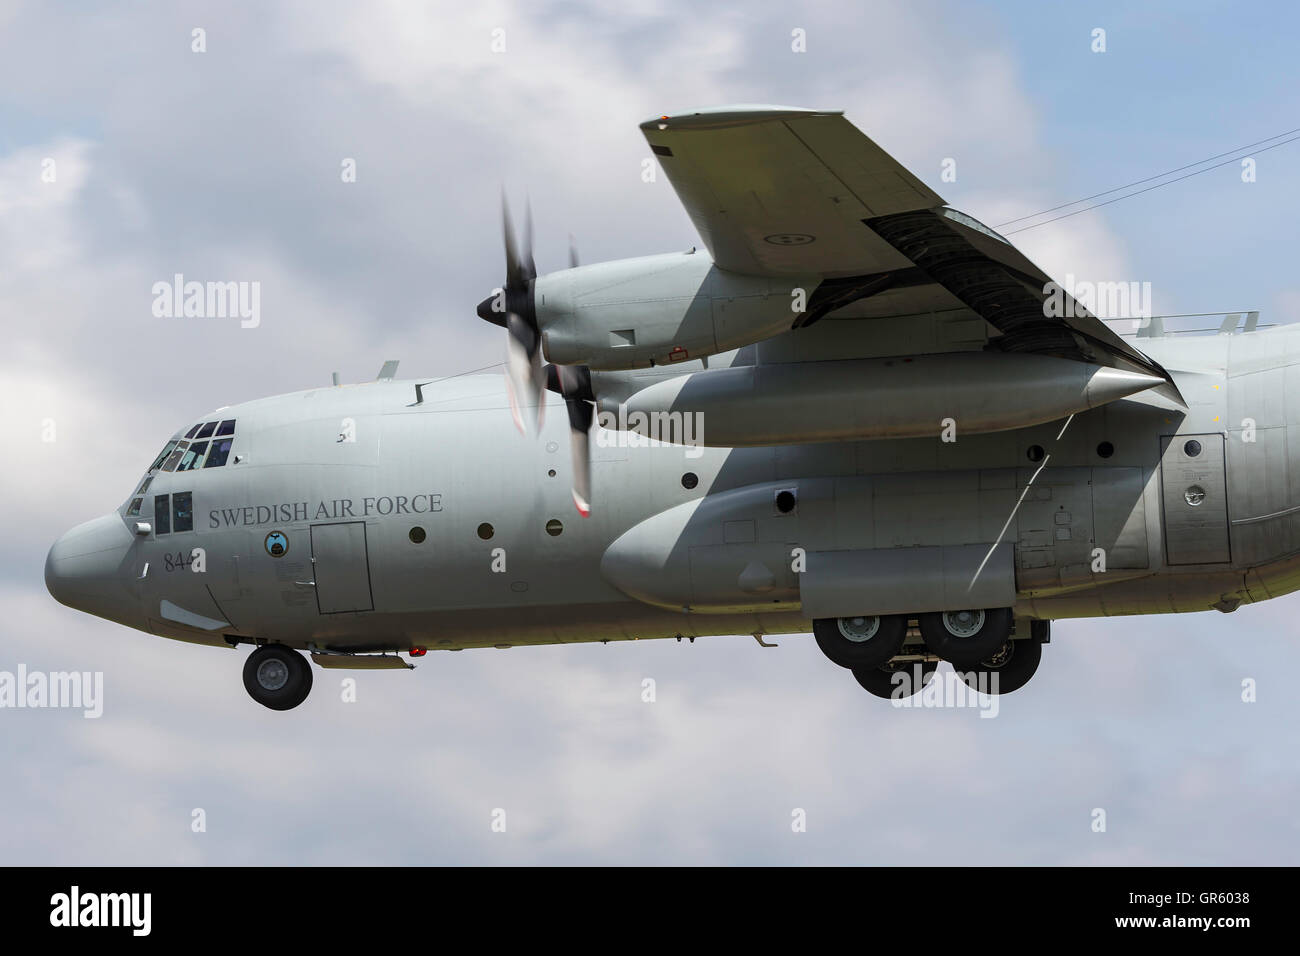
<box><xmin>813</xmin><ymin>614</ymin><xmax>908</xmax><ymax>668</ymax></box>
<box><xmin>954</xmin><ymin>635</ymin><xmax>1042</xmax><ymax>696</ymax></box>
<box><xmin>851</xmin><ymin>658</ymin><xmax>938</xmax><ymax>700</ymax></box>
<box><xmin>919</xmin><ymin>607</ymin><xmax>1013</xmax><ymax>666</ymax></box>
<box><xmin>243</xmin><ymin>644</ymin><xmax>313</xmax><ymax>711</ymax></box>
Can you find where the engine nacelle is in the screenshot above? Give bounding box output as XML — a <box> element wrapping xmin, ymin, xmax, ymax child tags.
<box><xmin>536</xmin><ymin>251</ymin><xmax>814</xmax><ymax>370</ymax></box>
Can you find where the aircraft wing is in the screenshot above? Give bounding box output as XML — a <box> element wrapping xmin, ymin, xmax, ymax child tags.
<box><xmin>640</xmin><ymin>105</ymin><xmax>942</xmax><ymax>278</ymax></box>
<box><xmin>642</xmin><ymin>105</ymin><xmax>1178</xmax><ymax>395</ymax></box>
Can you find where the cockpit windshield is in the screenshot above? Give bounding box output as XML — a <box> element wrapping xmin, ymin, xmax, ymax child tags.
<box><xmin>149</xmin><ymin>441</ymin><xmax>177</xmax><ymax>471</ymax></box>
<box><xmin>175</xmin><ymin>441</ymin><xmax>207</xmax><ymax>471</ymax></box>
<box><xmin>147</xmin><ymin>419</ymin><xmax>237</xmax><ymax>474</ymax></box>
<box><xmin>160</xmin><ymin>442</ymin><xmax>188</xmax><ymax>471</ymax></box>
<box><xmin>130</xmin><ymin>419</ymin><xmax>238</xmax><ymax>511</ymax></box>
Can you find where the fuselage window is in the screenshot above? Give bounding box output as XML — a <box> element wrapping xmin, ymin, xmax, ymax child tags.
<box><xmin>204</xmin><ymin>437</ymin><xmax>233</xmax><ymax>468</ymax></box>
<box><xmin>216</xmin><ymin>419</ymin><xmax>236</xmax><ymax>437</ymax></box>
<box><xmin>172</xmin><ymin>491</ymin><xmax>194</xmax><ymax>533</ymax></box>
<box><xmin>176</xmin><ymin>441</ymin><xmax>209</xmax><ymax>472</ymax></box>
<box><xmin>154</xmin><ymin>494</ymin><xmax>171</xmax><ymax>534</ymax></box>
<box><xmin>161</xmin><ymin>441</ymin><xmax>189</xmax><ymax>472</ymax></box>
<box><xmin>136</xmin><ymin>475</ymin><xmax>154</xmax><ymax>495</ymax></box>
<box><xmin>127</xmin><ymin>497</ymin><xmax>143</xmax><ymax>516</ymax></box>
<box><xmin>150</xmin><ymin>441</ymin><xmax>177</xmax><ymax>471</ymax></box>
<box><xmin>195</xmin><ymin>421</ymin><xmax>218</xmax><ymax>440</ymax></box>
<box><xmin>184</xmin><ymin>424</ymin><xmax>201</xmax><ymax>439</ymax></box>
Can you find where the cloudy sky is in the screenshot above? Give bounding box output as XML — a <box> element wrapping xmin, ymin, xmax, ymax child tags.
<box><xmin>3</xmin><ymin>0</ymin><xmax>1300</xmax><ymax>864</ymax></box>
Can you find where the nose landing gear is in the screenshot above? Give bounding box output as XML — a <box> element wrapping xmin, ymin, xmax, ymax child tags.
<box><xmin>243</xmin><ymin>644</ymin><xmax>313</xmax><ymax>711</ymax></box>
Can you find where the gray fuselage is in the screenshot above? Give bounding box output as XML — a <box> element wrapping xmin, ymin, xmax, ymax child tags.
<box><xmin>45</xmin><ymin>323</ymin><xmax>1300</xmax><ymax>653</ymax></box>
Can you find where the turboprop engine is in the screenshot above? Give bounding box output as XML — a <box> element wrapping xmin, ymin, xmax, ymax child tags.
<box><xmin>474</xmin><ymin>198</ymin><xmax>817</xmax><ymax>513</ymax></box>
<box><xmin>530</xmin><ymin>251</ymin><xmax>813</xmax><ymax>370</ymax></box>
<box><xmin>472</xmin><ymin>202</ymin><xmax>815</xmax><ymax>378</ymax></box>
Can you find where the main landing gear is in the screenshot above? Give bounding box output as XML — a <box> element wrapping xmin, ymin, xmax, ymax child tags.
<box><xmin>812</xmin><ymin>610</ymin><xmax>1046</xmax><ymax>700</ymax></box>
<box><xmin>243</xmin><ymin>644</ymin><xmax>313</xmax><ymax>711</ymax></box>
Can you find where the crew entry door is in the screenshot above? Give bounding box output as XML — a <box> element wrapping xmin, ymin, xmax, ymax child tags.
<box><xmin>310</xmin><ymin>521</ymin><xmax>374</xmax><ymax>613</ymax></box>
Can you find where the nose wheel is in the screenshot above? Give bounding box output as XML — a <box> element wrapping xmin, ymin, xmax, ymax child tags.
<box><xmin>243</xmin><ymin>644</ymin><xmax>313</xmax><ymax>711</ymax></box>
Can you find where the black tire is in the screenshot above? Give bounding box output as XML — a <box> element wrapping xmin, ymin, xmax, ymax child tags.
<box><xmin>813</xmin><ymin>614</ymin><xmax>908</xmax><ymax>668</ymax></box>
<box><xmin>851</xmin><ymin>658</ymin><xmax>938</xmax><ymax>700</ymax></box>
<box><xmin>919</xmin><ymin>607</ymin><xmax>1013</xmax><ymax>666</ymax></box>
<box><xmin>243</xmin><ymin>644</ymin><xmax>313</xmax><ymax>711</ymax></box>
<box><xmin>954</xmin><ymin>635</ymin><xmax>1042</xmax><ymax>696</ymax></box>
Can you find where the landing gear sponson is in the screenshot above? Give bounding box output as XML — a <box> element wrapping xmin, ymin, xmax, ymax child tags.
<box><xmin>813</xmin><ymin>610</ymin><xmax>1046</xmax><ymax>699</ymax></box>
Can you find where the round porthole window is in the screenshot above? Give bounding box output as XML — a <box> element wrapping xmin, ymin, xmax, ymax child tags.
<box><xmin>775</xmin><ymin>490</ymin><xmax>797</xmax><ymax>514</ymax></box>
<box><xmin>408</xmin><ymin>526</ymin><xmax>426</xmax><ymax>544</ymax></box>
<box><xmin>545</xmin><ymin>519</ymin><xmax>563</xmax><ymax>537</ymax></box>
<box><xmin>477</xmin><ymin>522</ymin><xmax>494</xmax><ymax>540</ymax></box>
<box><xmin>681</xmin><ymin>472</ymin><xmax>698</xmax><ymax>489</ymax></box>
<box><xmin>1027</xmin><ymin>445</ymin><xmax>1045</xmax><ymax>462</ymax></box>
<box><xmin>1097</xmin><ymin>441</ymin><xmax>1115</xmax><ymax>458</ymax></box>
<box><xmin>1184</xmin><ymin>439</ymin><xmax>1202</xmax><ymax>458</ymax></box>
<box><xmin>1185</xmin><ymin>485</ymin><xmax>1207</xmax><ymax>506</ymax></box>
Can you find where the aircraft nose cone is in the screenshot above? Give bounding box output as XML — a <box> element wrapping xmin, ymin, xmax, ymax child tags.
<box><xmin>45</xmin><ymin>513</ymin><xmax>139</xmax><ymax>624</ymax></box>
<box><xmin>477</xmin><ymin>294</ymin><xmax>506</xmax><ymax>327</ymax></box>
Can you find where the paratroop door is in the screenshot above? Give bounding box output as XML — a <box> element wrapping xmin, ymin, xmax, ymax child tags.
<box><xmin>311</xmin><ymin>521</ymin><xmax>374</xmax><ymax>613</ymax></box>
<box><xmin>1159</xmin><ymin>434</ymin><xmax>1231</xmax><ymax>565</ymax></box>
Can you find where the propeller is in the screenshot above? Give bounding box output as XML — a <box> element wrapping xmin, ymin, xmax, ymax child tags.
<box><xmin>478</xmin><ymin>195</ymin><xmax>545</xmax><ymax>434</ymax></box>
<box><xmin>478</xmin><ymin>198</ymin><xmax>593</xmax><ymax>513</ymax></box>
<box><xmin>547</xmin><ymin>363</ymin><xmax>595</xmax><ymax>517</ymax></box>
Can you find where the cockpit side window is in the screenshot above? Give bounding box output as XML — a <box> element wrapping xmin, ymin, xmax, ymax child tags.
<box><xmin>136</xmin><ymin>475</ymin><xmax>154</xmax><ymax>495</ymax></box>
<box><xmin>172</xmin><ymin>491</ymin><xmax>194</xmax><ymax>533</ymax></box>
<box><xmin>195</xmin><ymin>421</ymin><xmax>217</xmax><ymax>440</ymax></box>
<box><xmin>127</xmin><ymin>497</ymin><xmax>143</xmax><ymax>516</ymax></box>
<box><xmin>154</xmin><ymin>494</ymin><xmax>171</xmax><ymax>534</ymax></box>
<box><xmin>150</xmin><ymin>441</ymin><xmax>177</xmax><ymax>471</ymax></box>
<box><xmin>176</xmin><ymin>441</ymin><xmax>208</xmax><ymax>472</ymax></box>
<box><xmin>204</xmin><ymin>437</ymin><xmax>233</xmax><ymax>468</ymax></box>
<box><xmin>160</xmin><ymin>441</ymin><xmax>189</xmax><ymax>472</ymax></box>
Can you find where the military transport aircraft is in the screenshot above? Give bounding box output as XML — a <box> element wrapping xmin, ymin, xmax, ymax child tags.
<box><xmin>46</xmin><ymin>105</ymin><xmax>1293</xmax><ymax>710</ymax></box>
